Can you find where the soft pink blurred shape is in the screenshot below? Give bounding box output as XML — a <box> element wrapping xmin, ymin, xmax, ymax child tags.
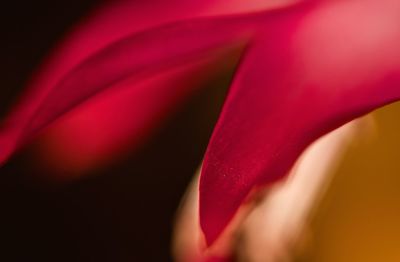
<box><xmin>36</xmin><ymin>0</ymin><xmax>295</xmax><ymax>175</ymax></box>
<box><xmin>0</xmin><ymin>1</ymin><xmax>249</xmax><ymax>164</ymax></box>
<box><xmin>0</xmin><ymin>0</ymin><xmax>400</xmax><ymax>250</ymax></box>
<box><xmin>0</xmin><ymin>0</ymin><xmax>296</xmax><ymax>174</ymax></box>
<box><xmin>35</xmin><ymin>49</ymin><xmax>239</xmax><ymax>176</ymax></box>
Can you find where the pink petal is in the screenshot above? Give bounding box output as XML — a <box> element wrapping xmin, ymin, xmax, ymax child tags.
<box><xmin>200</xmin><ymin>0</ymin><xmax>400</xmax><ymax>245</ymax></box>
<box><xmin>0</xmin><ymin>0</ymin><xmax>293</xmax><ymax>170</ymax></box>
<box><xmin>1</xmin><ymin>0</ymin><xmax>300</xmax><ymax>173</ymax></box>
<box><xmin>36</xmin><ymin>54</ymin><xmax>237</xmax><ymax>176</ymax></box>
<box><xmin>0</xmin><ymin>15</ymin><xmax>256</xmax><ymax>165</ymax></box>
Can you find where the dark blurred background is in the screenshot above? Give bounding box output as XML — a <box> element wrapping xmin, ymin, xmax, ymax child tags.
<box><xmin>0</xmin><ymin>1</ymin><xmax>230</xmax><ymax>261</ymax></box>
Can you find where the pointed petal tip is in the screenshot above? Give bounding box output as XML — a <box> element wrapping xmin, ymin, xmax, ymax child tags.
<box><xmin>199</xmin><ymin>169</ymin><xmax>248</xmax><ymax>248</ymax></box>
<box><xmin>199</xmin><ymin>199</ymin><xmax>227</xmax><ymax>248</ymax></box>
<box><xmin>202</xmin><ymin>226</ymin><xmax>218</xmax><ymax>248</ymax></box>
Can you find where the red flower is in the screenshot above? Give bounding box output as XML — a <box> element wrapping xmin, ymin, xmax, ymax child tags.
<box><xmin>1</xmin><ymin>0</ymin><xmax>399</xmax><ymax>253</ymax></box>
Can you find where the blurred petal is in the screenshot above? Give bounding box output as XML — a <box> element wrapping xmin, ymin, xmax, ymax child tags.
<box><xmin>31</xmin><ymin>2</ymin><xmax>297</xmax><ymax>175</ymax></box>
<box><xmin>0</xmin><ymin>15</ymin><xmax>253</xmax><ymax>165</ymax></box>
<box><xmin>0</xmin><ymin>0</ymin><xmax>296</xmax><ymax>170</ymax></box>
<box><xmin>34</xmin><ymin>45</ymin><xmax>242</xmax><ymax>177</ymax></box>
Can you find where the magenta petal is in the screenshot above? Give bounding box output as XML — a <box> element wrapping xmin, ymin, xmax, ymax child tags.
<box><xmin>37</xmin><ymin>58</ymin><xmax>235</xmax><ymax>175</ymax></box>
<box><xmin>0</xmin><ymin>1</ymin><xmax>303</xmax><ymax>166</ymax></box>
<box><xmin>0</xmin><ymin>15</ymin><xmax>256</xmax><ymax>166</ymax></box>
<box><xmin>200</xmin><ymin>0</ymin><xmax>400</xmax><ymax>245</ymax></box>
<box><xmin>21</xmin><ymin>3</ymin><xmax>304</xmax><ymax>175</ymax></box>
<box><xmin>1</xmin><ymin>0</ymin><xmax>286</xmax><ymax>172</ymax></box>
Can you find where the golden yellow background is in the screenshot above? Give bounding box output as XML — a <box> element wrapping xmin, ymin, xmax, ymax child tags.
<box><xmin>296</xmin><ymin>102</ymin><xmax>400</xmax><ymax>261</ymax></box>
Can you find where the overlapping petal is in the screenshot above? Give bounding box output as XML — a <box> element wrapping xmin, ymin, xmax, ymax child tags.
<box><xmin>0</xmin><ymin>13</ymin><xmax>254</xmax><ymax>165</ymax></box>
<box><xmin>201</xmin><ymin>0</ymin><xmax>400</xmax><ymax>244</ymax></box>
<box><xmin>0</xmin><ymin>0</ymin><xmax>294</xmax><ymax>172</ymax></box>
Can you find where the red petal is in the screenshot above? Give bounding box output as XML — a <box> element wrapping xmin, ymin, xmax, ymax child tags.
<box><xmin>200</xmin><ymin>0</ymin><xmax>400</xmax><ymax>245</ymax></box>
<box><xmin>0</xmin><ymin>0</ymin><xmax>293</xmax><ymax>168</ymax></box>
<box><xmin>0</xmin><ymin>15</ymin><xmax>257</xmax><ymax>165</ymax></box>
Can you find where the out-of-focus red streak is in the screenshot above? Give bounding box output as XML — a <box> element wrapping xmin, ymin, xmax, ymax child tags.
<box><xmin>1</xmin><ymin>0</ymin><xmax>293</xmax><ymax>176</ymax></box>
<box><xmin>35</xmin><ymin>51</ymin><xmax>237</xmax><ymax>177</ymax></box>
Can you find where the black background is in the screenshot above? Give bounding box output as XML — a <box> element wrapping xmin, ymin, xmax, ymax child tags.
<box><xmin>0</xmin><ymin>1</ymin><xmax>230</xmax><ymax>261</ymax></box>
